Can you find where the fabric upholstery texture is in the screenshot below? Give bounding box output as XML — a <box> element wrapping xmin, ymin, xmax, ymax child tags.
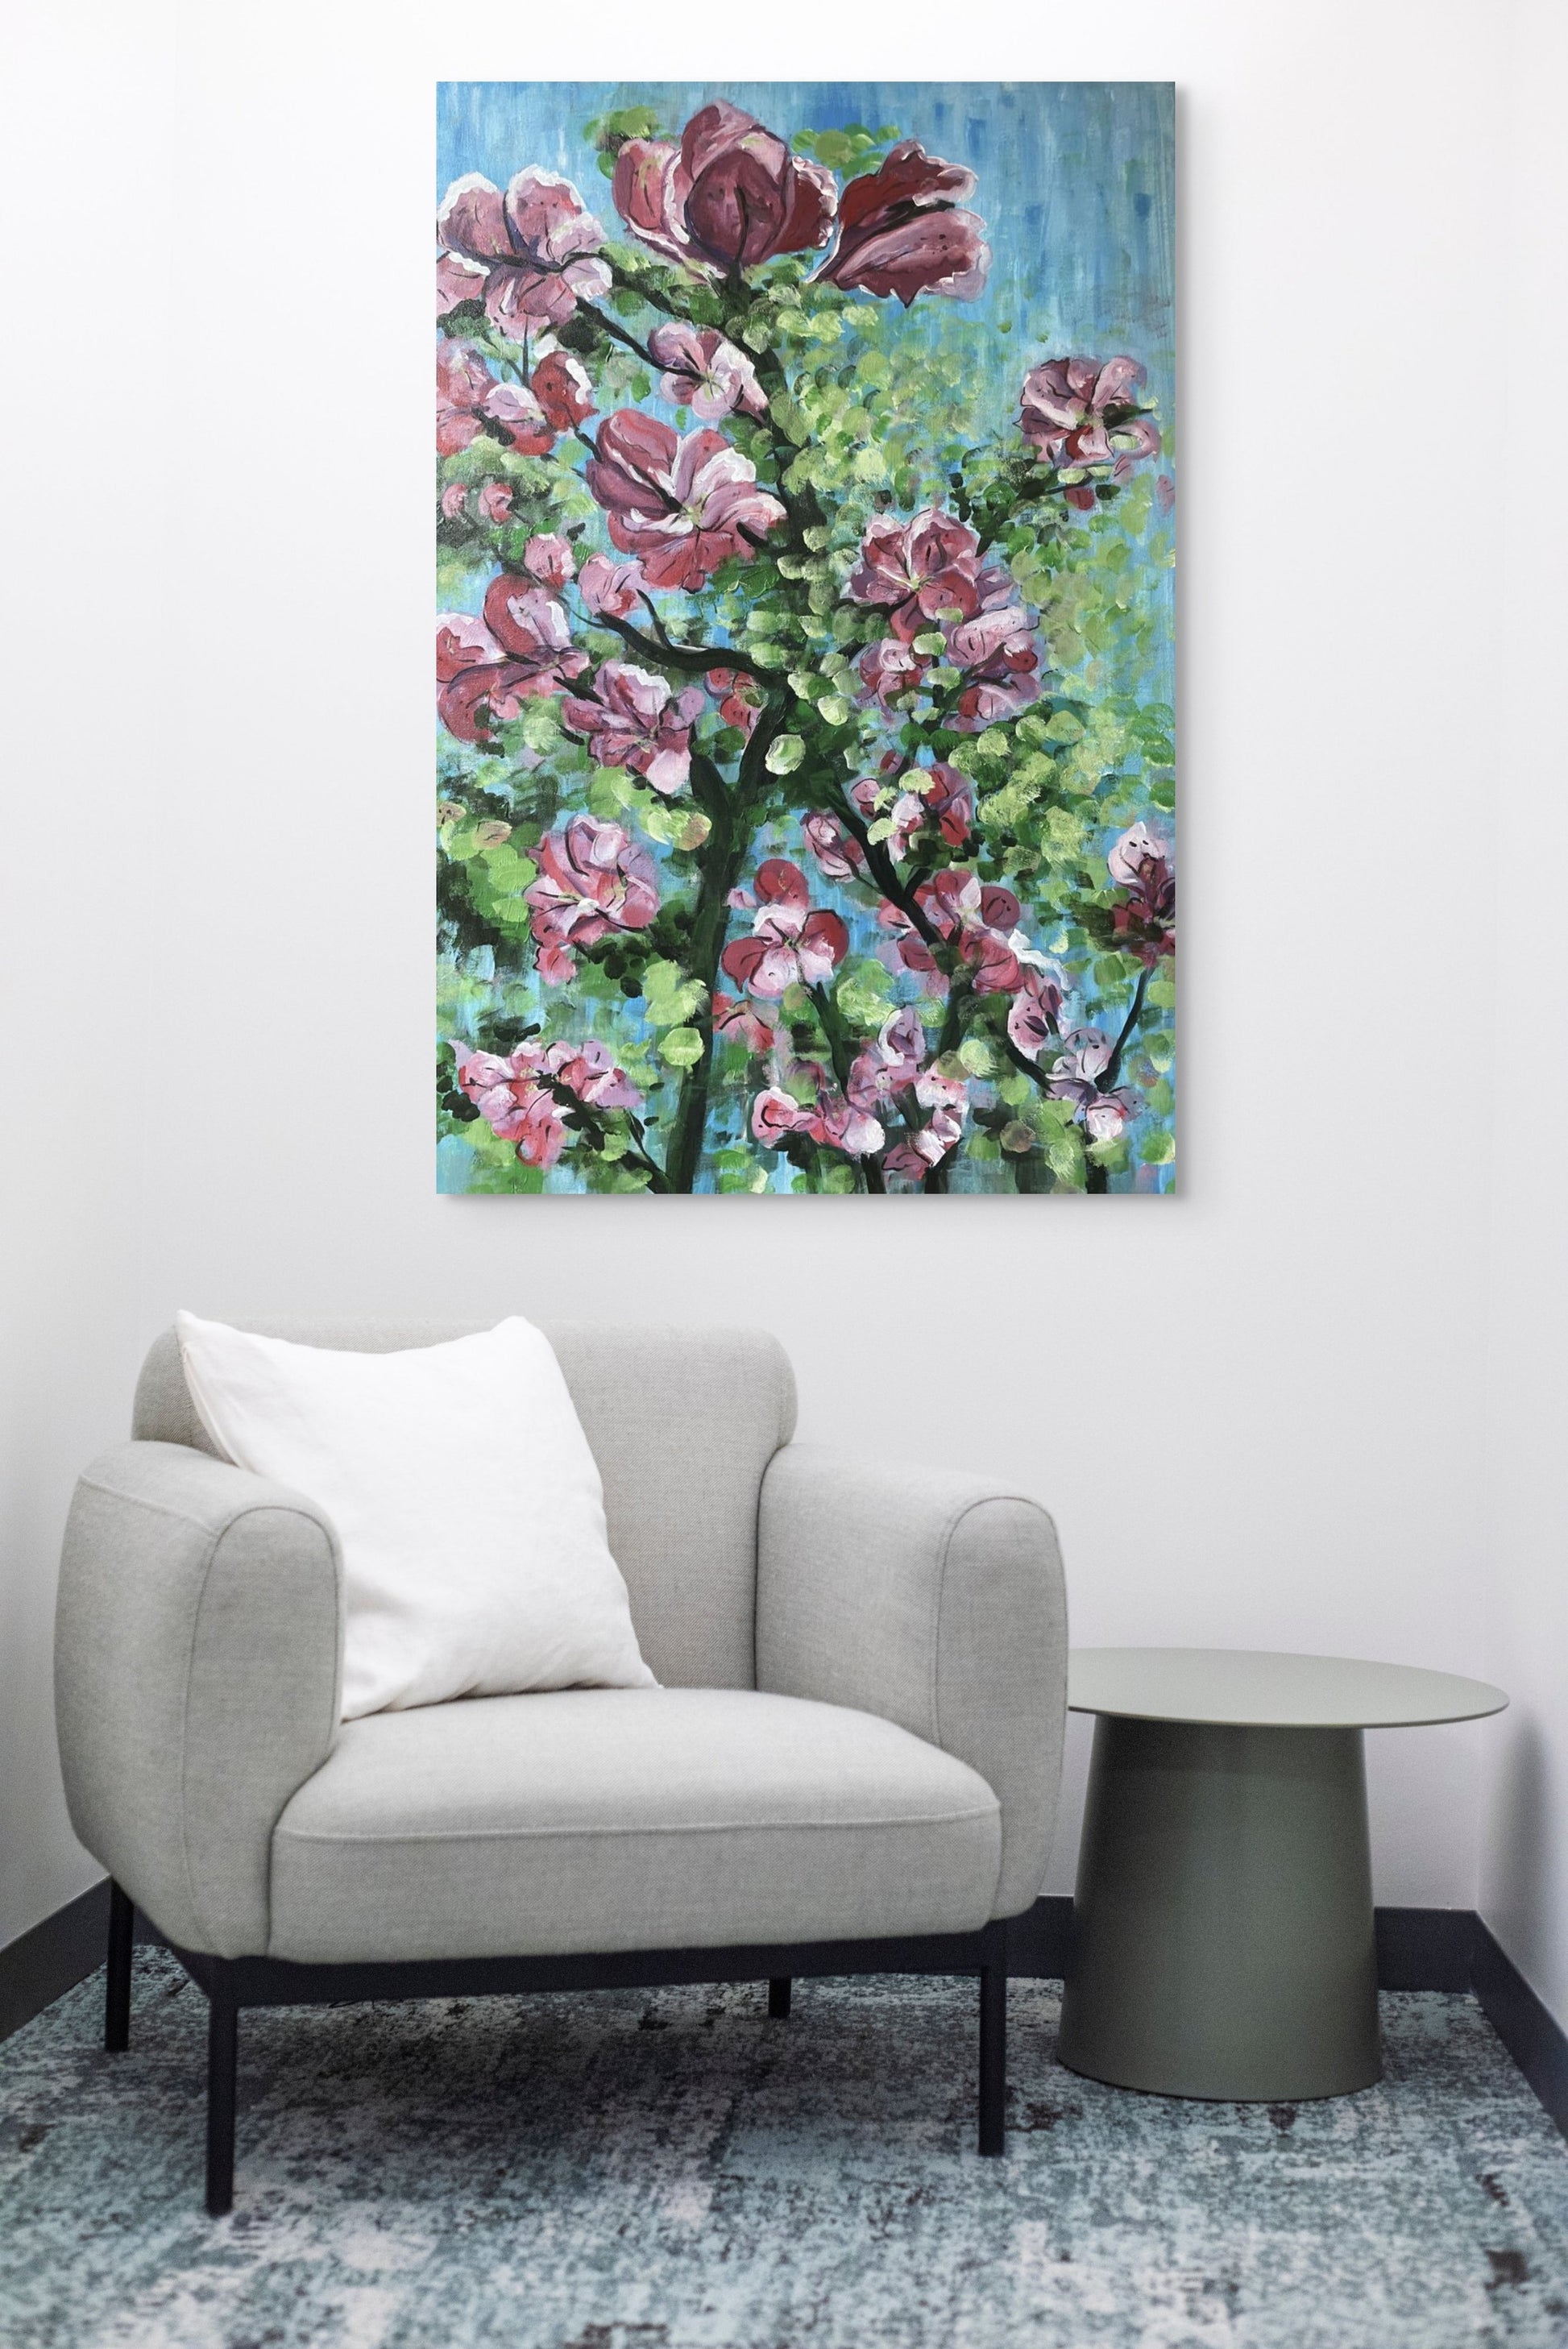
<box><xmin>268</xmin><ymin>1687</ymin><xmax>1002</xmax><ymax>1962</ymax></box>
<box><xmin>54</xmin><ymin>1442</ymin><xmax>342</xmax><ymax>1958</ymax></box>
<box><xmin>134</xmin><ymin>1321</ymin><xmax>798</xmax><ymax>1691</ymax></box>
<box><xmin>755</xmin><ymin>1445</ymin><xmax>1068</xmax><ymax>1919</ymax></box>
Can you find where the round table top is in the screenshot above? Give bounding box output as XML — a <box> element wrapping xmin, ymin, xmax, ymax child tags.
<box><xmin>1068</xmin><ymin>1648</ymin><xmax>1508</xmax><ymax>1729</ymax></box>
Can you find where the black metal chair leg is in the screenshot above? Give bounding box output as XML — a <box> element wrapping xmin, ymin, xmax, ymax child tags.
<box><xmin>978</xmin><ymin>1932</ymin><xmax>1007</xmax><ymax>2156</ymax></box>
<box><xmin>105</xmin><ymin>1882</ymin><xmax>135</xmax><ymax>2053</ymax></box>
<box><xmin>205</xmin><ymin>1973</ymin><xmax>238</xmax><ymax>2216</ymax></box>
<box><xmin>768</xmin><ymin>1976</ymin><xmax>792</xmax><ymax>2019</ymax></box>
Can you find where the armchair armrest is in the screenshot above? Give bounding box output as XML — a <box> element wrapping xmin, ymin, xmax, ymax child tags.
<box><xmin>756</xmin><ymin>1445</ymin><xmax>1068</xmax><ymax>1920</ymax></box>
<box><xmin>54</xmin><ymin>1441</ymin><xmax>342</xmax><ymax>1958</ymax></box>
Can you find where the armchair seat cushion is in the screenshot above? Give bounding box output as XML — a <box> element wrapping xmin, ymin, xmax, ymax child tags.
<box><xmin>268</xmin><ymin>1687</ymin><xmax>1002</xmax><ymax>1962</ymax></box>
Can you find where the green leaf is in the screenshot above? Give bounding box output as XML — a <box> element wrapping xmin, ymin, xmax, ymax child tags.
<box><xmin>641</xmin><ymin>957</ymin><xmax>707</xmax><ymax>1028</ymax></box>
<box><xmin>1141</xmin><ymin>1130</ymin><xmax>1176</xmax><ymax>1165</ymax></box>
<box><xmin>657</xmin><ymin>1026</ymin><xmax>704</xmax><ymax>1069</ymax></box>
<box><xmin>818</xmin><ymin>693</ymin><xmax>851</xmax><ymax>727</ymax></box>
<box><xmin>765</xmin><ymin>733</ymin><xmax>805</xmax><ymax>774</ymax></box>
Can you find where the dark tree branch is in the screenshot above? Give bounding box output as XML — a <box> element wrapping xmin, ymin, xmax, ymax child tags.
<box><xmin>594</xmin><ymin>612</ymin><xmax>760</xmax><ymax>679</ymax></box>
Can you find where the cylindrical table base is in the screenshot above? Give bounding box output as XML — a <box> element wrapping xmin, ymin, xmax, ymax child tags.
<box><xmin>1057</xmin><ymin>1716</ymin><xmax>1379</xmax><ymax>2101</ymax></box>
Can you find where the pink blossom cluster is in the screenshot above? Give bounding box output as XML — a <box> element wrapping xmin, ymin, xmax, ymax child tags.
<box><xmin>585</xmin><ymin>410</ymin><xmax>786</xmax><ymax>592</ymax></box>
<box><xmin>612</xmin><ymin>104</ymin><xmax>989</xmax><ymax>309</ymax></box>
<box><xmin>848</xmin><ymin>761</ymin><xmax>972</xmax><ymax>861</ymax></box>
<box><xmin>613</xmin><ymin>102</ymin><xmax>837</xmax><ymax>275</ymax></box>
<box><xmin>562</xmin><ymin>662</ymin><xmax>707</xmax><ymax>797</ymax></box>
<box><xmin>1044</xmin><ymin>1031</ymin><xmax>1139</xmax><ymax>1143</ymax></box>
<box><xmin>524</xmin><ymin>815</ymin><xmax>659</xmax><ymax>984</ymax></box>
<box><xmin>720</xmin><ymin>860</ymin><xmax>849</xmax><ymax>998</ymax></box>
<box><xmin>845</xmin><ymin>1006</ymin><xmax>969</xmax><ymax>1179</ymax></box>
<box><xmin>848</xmin><ymin>509</ymin><xmax>1042</xmax><ymax>728</ymax></box>
<box><xmin>438</xmin><ymin>340</ymin><xmax>595</xmax><ymax>466</ymax></box>
<box><xmin>1020</xmin><ymin>357</ymin><xmax>1163</xmax><ymax>509</ymax></box>
<box><xmin>649</xmin><ymin>324</ymin><xmax>767</xmax><ymax>422</ymax></box>
<box><xmin>1107</xmin><ymin>820</ymin><xmax>1176</xmax><ymax>965</ymax></box>
<box><xmin>436</xmin><ymin>574</ymin><xmax>587</xmax><ymax>743</ymax></box>
<box><xmin>814</xmin><ymin>141</ymin><xmax>989</xmax><ymax>306</ymax></box>
<box><xmin>438</xmin><ymin>169</ymin><xmax>611</xmax><ymax>336</ymax></box>
<box><xmin>750</xmin><ymin>1071</ymin><xmax>885</xmax><ymax>1161</ymax></box>
<box><xmin>881</xmin><ymin>869</ymin><xmax>1056</xmax><ymax>1000</ymax></box>
<box><xmin>455</xmin><ymin>1035</ymin><xmax>642</xmax><ymax>1170</ymax></box>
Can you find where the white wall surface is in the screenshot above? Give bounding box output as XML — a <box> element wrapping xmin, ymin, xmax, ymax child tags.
<box><xmin>1478</xmin><ymin>0</ymin><xmax>1568</xmax><ymax>2026</ymax></box>
<box><xmin>0</xmin><ymin>4</ymin><xmax>175</xmax><ymax>1945</ymax></box>
<box><xmin>2</xmin><ymin>1</ymin><xmax>1538</xmax><ymax>1972</ymax></box>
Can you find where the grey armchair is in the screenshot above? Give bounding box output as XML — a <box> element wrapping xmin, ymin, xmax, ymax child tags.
<box><xmin>54</xmin><ymin>1322</ymin><xmax>1068</xmax><ymax>2212</ymax></box>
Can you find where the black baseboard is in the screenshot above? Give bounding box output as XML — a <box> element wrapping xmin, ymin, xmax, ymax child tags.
<box><xmin>0</xmin><ymin>1879</ymin><xmax>164</xmax><ymax>2044</ymax></box>
<box><xmin>3</xmin><ymin>1885</ymin><xmax>1564</xmax><ymax>2142</ymax></box>
<box><xmin>1375</xmin><ymin>1905</ymin><xmax>1475</xmax><ymax>1992</ymax></box>
<box><xmin>1472</xmin><ymin>1918</ymin><xmax>1568</xmax><ymax>2138</ymax></box>
<box><xmin>0</xmin><ymin>1880</ymin><xmax>110</xmax><ymax>2044</ymax></box>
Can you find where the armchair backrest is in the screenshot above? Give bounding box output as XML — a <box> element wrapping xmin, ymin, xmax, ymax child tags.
<box><xmin>133</xmin><ymin>1321</ymin><xmax>798</xmax><ymax>1689</ymax></box>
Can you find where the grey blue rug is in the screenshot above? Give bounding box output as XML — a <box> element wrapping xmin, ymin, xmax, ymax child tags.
<box><xmin>2</xmin><ymin>1950</ymin><xmax>1566</xmax><ymax>2347</ymax></box>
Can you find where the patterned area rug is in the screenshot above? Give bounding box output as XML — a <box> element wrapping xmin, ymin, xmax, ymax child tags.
<box><xmin>2</xmin><ymin>1951</ymin><xmax>1566</xmax><ymax>2348</ymax></box>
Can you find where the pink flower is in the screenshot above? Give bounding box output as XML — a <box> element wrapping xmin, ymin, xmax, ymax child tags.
<box><xmin>562</xmin><ymin>661</ymin><xmax>706</xmax><ymax>796</ymax></box>
<box><xmin>1046</xmin><ymin>1030</ymin><xmax>1114</xmax><ymax>1106</ymax></box>
<box><xmin>435</xmin><ymin>577</ymin><xmax>587</xmax><ymax>743</ymax></box>
<box><xmin>1084</xmin><ymin>1091</ymin><xmax>1138</xmax><ymax>1143</ymax></box>
<box><xmin>1020</xmin><ymin>357</ymin><xmax>1162</xmax><ymax>503</ymax></box>
<box><xmin>531</xmin><ymin>349</ymin><xmax>595</xmax><ymax>430</ymax></box>
<box><xmin>720</xmin><ymin>859</ymin><xmax>850</xmax><ymax>998</ymax></box>
<box><xmin>1108</xmin><ymin>820</ymin><xmax>1176</xmax><ymax>965</ymax></box>
<box><xmin>523</xmin><ymin>533</ymin><xmax>575</xmax><ymax>588</ymax></box>
<box><xmin>586</xmin><ymin>411</ymin><xmax>786</xmax><ymax>591</ymax></box>
<box><xmin>1006</xmin><ymin>965</ymin><xmax>1066</xmax><ymax>1060</ymax></box>
<box><xmin>480</xmin><ymin>382</ymin><xmax>555</xmax><ymax>456</ymax></box>
<box><xmin>947</xmin><ymin>604</ymin><xmax>1041</xmax><ymax>726</ymax></box>
<box><xmin>817</xmin><ymin>141</ymin><xmax>990</xmax><ymax>305</ymax></box>
<box><xmin>713</xmin><ymin>990</ymin><xmax>775</xmax><ymax>1056</ymax></box>
<box><xmin>881</xmin><ymin>868</ymin><xmax>1047</xmax><ymax>998</ymax></box>
<box><xmin>1039</xmin><ymin>1029</ymin><xmax>1140</xmax><ymax>1140</ymax></box>
<box><xmin>614</xmin><ymin>102</ymin><xmax>837</xmax><ymax>275</ymax></box>
<box><xmin>478</xmin><ymin>480</ymin><xmax>512</xmax><ymax>523</ymax></box>
<box><xmin>438</xmin><ymin>340</ymin><xmax>497</xmax><ymax>454</ymax></box>
<box><xmin>455</xmin><ymin>1044</ymin><xmax>570</xmax><ymax>1168</ymax></box>
<box><xmin>577</xmin><ymin>554</ymin><xmax>645</xmax><ymax>619</ymax></box>
<box><xmin>540</xmin><ymin>1035</ymin><xmax>644</xmax><ymax>1113</ymax></box>
<box><xmin>853</xmin><ymin>762</ymin><xmax>972</xmax><ymax>861</ymax></box>
<box><xmin>440</xmin><ymin>482</ymin><xmax>468</xmax><ymax>519</ymax></box>
<box><xmin>437</xmin><ymin>250</ymin><xmax>487</xmax><ymax>315</ymax></box>
<box><xmin>802</xmin><ymin>811</ymin><xmax>865</xmax><ymax>882</ymax></box>
<box><xmin>883</xmin><ymin>1100</ymin><xmax>964</xmax><ymax>1180</ymax></box>
<box><xmin>705</xmin><ymin>666</ymin><xmax>761</xmax><ymax>737</ymax></box>
<box><xmin>847</xmin><ymin>1006</ymin><xmax>928</xmax><ymax>1110</ymax></box>
<box><xmin>849</xmin><ymin>508</ymin><xmax>984</xmax><ymax>641</ymax></box>
<box><xmin>455</xmin><ymin>1035</ymin><xmax>643</xmax><ymax>1169</ymax></box>
<box><xmin>649</xmin><ymin>323</ymin><xmax>767</xmax><ymax>421</ymax></box>
<box><xmin>749</xmin><ymin>1081</ymin><xmax>883</xmax><ymax>1160</ymax></box>
<box><xmin>437</xmin><ymin>168</ymin><xmax>612</xmax><ymax>336</ymax></box>
<box><xmin>857</xmin><ymin>636</ymin><xmax>931</xmax><ymax>708</ymax></box>
<box><xmin>437</xmin><ymin>340</ymin><xmax>554</xmax><ymax>458</ymax></box>
<box><xmin>848</xmin><ymin>1019</ymin><xmax>969</xmax><ymax>1180</ymax></box>
<box><xmin>524</xmin><ymin>815</ymin><xmax>660</xmax><ymax>984</ymax></box>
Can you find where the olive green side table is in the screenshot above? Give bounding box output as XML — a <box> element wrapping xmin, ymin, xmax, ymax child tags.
<box><xmin>1056</xmin><ymin>1649</ymin><xmax>1508</xmax><ymax>2102</ymax></box>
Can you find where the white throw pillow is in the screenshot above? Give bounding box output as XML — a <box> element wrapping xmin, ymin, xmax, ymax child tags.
<box><xmin>175</xmin><ymin>1312</ymin><xmax>657</xmax><ymax>1719</ymax></box>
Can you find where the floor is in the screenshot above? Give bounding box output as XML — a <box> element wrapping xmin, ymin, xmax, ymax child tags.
<box><xmin>2</xmin><ymin>1952</ymin><xmax>1566</xmax><ymax>2349</ymax></box>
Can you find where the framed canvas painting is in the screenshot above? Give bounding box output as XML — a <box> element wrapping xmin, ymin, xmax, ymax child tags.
<box><xmin>436</xmin><ymin>83</ymin><xmax>1175</xmax><ymax>1194</ymax></box>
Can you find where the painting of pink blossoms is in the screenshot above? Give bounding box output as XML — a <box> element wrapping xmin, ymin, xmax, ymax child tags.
<box><xmin>437</xmin><ymin>84</ymin><xmax>1175</xmax><ymax>1193</ymax></box>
